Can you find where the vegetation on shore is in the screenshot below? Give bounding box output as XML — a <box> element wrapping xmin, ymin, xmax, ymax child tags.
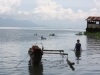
<box><xmin>49</xmin><ymin>33</ymin><xmax>55</xmax><ymax>36</ymax></box>
<box><xmin>75</xmin><ymin>32</ymin><xmax>83</xmax><ymax>35</ymax></box>
<box><xmin>76</xmin><ymin>31</ymin><xmax>100</xmax><ymax>38</ymax></box>
<box><xmin>84</xmin><ymin>32</ymin><xmax>100</xmax><ymax>38</ymax></box>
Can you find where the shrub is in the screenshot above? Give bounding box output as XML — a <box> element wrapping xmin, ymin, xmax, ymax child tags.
<box><xmin>76</xmin><ymin>32</ymin><xmax>82</xmax><ymax>35</ymax></box>
<box><xmin>49</xmin><ymin>33</ymin><xmax>55</xmax><ymax>36</ymax></box>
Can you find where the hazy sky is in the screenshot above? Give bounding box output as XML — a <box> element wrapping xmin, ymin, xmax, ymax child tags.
<box><xmin>0</xmin><ymin>0</ymin><xmax>100</xmax><ymax>28</ymax></box>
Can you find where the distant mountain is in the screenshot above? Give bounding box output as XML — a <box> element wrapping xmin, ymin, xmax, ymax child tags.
<box><xmin>0</xmin><ymin>17</ymin><xmax>41</xmax><ymax>27</ymax></box>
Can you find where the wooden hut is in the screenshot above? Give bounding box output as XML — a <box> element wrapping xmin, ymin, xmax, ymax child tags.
<box><xmin>86</xmin><ymin>16</ymin><xmax>100</xmax><ymax>32</ymax></box>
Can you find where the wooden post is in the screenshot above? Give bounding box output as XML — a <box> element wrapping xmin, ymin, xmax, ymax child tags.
<box><xmin>99</xmin><ymin>21</ymin><xmax>100</xmax><ymax>27</ymax></box>
<box><xmin>87</xmin><ymin>20</ymin><xmax>88</xmax><ymax>28</ymax></box>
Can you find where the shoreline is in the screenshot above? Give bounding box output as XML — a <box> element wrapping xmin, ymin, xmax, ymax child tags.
<box><xmin>84</xmin><ymin>32</ymin><xmax>100</xmax><ymax>38</ymax></box>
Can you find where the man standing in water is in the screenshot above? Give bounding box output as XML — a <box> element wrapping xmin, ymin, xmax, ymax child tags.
<box><xmin>74</xmin><ymin>39</ymin><xmax>82</xmax><ymax>60</ymax></box>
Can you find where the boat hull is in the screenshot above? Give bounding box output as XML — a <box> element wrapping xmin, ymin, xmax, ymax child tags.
<box><xmin>28</xmin><ymin>46</ymin><xmax>43</xmax><ymax>65</ymax></box>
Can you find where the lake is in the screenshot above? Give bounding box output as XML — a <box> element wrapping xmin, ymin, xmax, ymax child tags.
<box><xmin>0</xmin><ymin>27</ymin><xmax>100</xmax><ymax>75</ymax></box>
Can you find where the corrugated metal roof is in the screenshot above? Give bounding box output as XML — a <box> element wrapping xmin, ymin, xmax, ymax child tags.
<box><xmin>86</xmin><ymin>16</ymin><xmax>100</xmax><ymax>21</ymax></box>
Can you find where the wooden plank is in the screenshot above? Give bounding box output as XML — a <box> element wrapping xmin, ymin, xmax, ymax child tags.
<box><xmin>43</xmin><ymin>52</ymin><xmax>68</xmax><ymax>55</ymax></box>
<box><xmin>43</xmin><ymin>50</ymin><xmax>64</xmax><ymax>52</ymax></box>
<box><xmin>63</xmin><ymin>53</ymin><xmax>68</xmax><ymax>55</ymax></box>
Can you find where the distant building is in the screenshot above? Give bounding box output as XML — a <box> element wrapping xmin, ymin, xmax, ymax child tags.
<box><xmin>86</xmin><ymin>16</ymin><xmax>100</xmax><ymax>32</ymax></box>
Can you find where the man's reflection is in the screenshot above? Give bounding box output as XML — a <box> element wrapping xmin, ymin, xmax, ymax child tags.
<box><xmin>28</xmin><ymin>63</ymin><xmax>43</xmax><ymax>75</ymax></box>
<box><xmin>75</xmin><ymin>50</ymin><xmax>81</xmax><ymax>60</ymax></box>
<box><xmin>74</xmin><ymin>50</ymin><xmax>82</xmax><ymax>64</ymax></box>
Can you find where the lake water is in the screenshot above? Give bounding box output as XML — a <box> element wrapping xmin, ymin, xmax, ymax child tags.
<box><xmin>0</xmin><ymin>27</ymin><xmax>100</xmax><ymax>75</ymax></box>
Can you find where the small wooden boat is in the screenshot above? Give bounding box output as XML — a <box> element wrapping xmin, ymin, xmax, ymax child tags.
<box><xmin>28</xmin><ymin>45</ymin><xmax>43</xmax><ymax>65</ymax></box>
<box><xmin>41</xmin><ymin>36</ymin><xmax>46</xmax><ymax>40</ymax></box>
<box><xmin>28</xmin><ymin>44</ymin><xmax>68</xmax><ymax>65</ymax></box>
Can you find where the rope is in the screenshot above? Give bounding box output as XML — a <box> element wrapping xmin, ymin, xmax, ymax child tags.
<box><xmin>15</xmin><ymin>54</ymin><xmax>29</xmax><ymax>68</ymax></box>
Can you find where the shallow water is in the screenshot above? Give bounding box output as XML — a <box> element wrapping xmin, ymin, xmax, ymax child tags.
<box><xmin>0</xmin><ymin>27</ymin><xmax>100</xmax><ymax>75</ymax></box>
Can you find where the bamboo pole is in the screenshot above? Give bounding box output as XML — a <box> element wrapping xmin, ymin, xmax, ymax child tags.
<box><xmin>43</xmin><ymin>52</ymin><xmax>68</xmax><ymax>55</ymax></box>
<box><xmin>43</xmin><ymin>50</ymin><xmax>64</xmax><ymax>52</ymax></box>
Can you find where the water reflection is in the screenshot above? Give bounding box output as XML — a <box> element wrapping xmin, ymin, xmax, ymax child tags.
<box><xmin>28</xmin><ymin>63</ymin><xmax>43</xmax><ymax>75</ymax></box>
<box><xmin>87</xmin><ymin>36</ymin><xmax>100</xmax><ymax>55</ymax></box>
<box><xmin>74</xmin><ymin>50</ymin><xmax>82</xmax><ymax>64</ymax></box>
<box><xmin>67</xmin><ymin>58</ymin><xmax>75</xmax><ymax>71</ymax></box>
<box><xmin>75</xmin><ymin>50</ymin><xmax>82</xmax><ymax>60</ymax></box>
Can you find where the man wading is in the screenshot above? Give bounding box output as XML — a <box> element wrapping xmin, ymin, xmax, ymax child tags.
<box><xmin>74</xmin><ymin>39</ymin><xmax>82</xmax><ymax>60</ymax></box>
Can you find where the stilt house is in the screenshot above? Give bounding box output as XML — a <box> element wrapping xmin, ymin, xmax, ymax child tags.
<box><xmin>86</xmin><ymin>16</ymin><xmax>100</xmax><ymax>32</ymax></box>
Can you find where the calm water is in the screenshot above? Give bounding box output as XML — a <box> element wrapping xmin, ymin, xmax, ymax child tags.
<box><xmin>0</xmin><ymin>27</ymin><xmax>100</xmax><ymax>75</ymax></box>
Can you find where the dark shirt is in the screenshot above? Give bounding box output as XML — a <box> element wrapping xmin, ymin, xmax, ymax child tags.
<box><xmin>75</xmin><ymin>43</ymin><xmax>81</xmax><ymax>51</ymax></box>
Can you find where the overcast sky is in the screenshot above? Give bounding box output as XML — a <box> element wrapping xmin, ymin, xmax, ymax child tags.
<box><xmin>0</xmin><ymin>0</ymin><xmax>100</xmax><ymax>28</ymax></box>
